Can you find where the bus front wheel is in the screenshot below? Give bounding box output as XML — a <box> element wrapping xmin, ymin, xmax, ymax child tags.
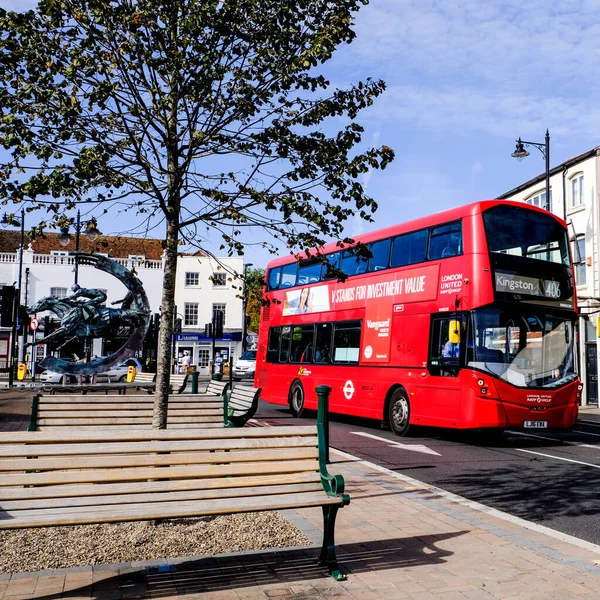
<box><xmin>288</xmin><ymin>380</ymin><xmax>305</xmax><ymax>418</ymax></box>
<box><xmin>388</xmin><ymin>389</ymin><xmax>410</xmax><ymax>436</ymax></box>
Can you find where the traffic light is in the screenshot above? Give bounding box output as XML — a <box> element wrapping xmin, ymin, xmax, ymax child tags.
<box><xmin>0</xmin><ymin>286</ymin><xmax>15</xmax><ymax>328</ymax></box>
<box><xmin>214</xmin><ymin>310</ymin><xmax>224</xmax><ymax>338</ymax></box>
<box><xmin>204</xmin><ymin>322</ymin><xmax>212</xmax><ymax>338</ymax></box>
<box><xmin>173</xmin><ymin>317</ymin><xmax>182</xmax><ymax>335</ymax></box>
<box><xmin>17</xmin><ymin>305</ymin><xmax>29</xmax><ymax>332</ymax></box>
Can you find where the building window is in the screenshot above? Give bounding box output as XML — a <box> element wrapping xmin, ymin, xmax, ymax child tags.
<box><xmin>212</xmin><ymin>272</ymin><xmax>227</xmax><ymax>287</ymax></box>
<box><xmin>572</xmin><ymin>236</ymin><xmax>586</xmax><ymax>286</ymax></box>
<box><xmin>50</xmin><ymin>287</ymin><xmax>68</xmax><ymax>298</ymax></box>
<box><xmin>213</xmin><ymin>303</ymin><xmax>226</xmax><ymax>326</ymax></box>
<box><xmin>571</xmin><ymin>174</ymin><xmax>584</xmax><ymax>208</ymax></box>
<box><xmin>525</xmin><ymin>190</ymin><xmax>552</xmax><ymax>211</ymax></box>
<box><xmin>129</xmin><ymin>255</ymin><xmax>145</xmax><ymax>266</ymax></box>
<box><xmin>185</xmin><ymin>272</ymin><xmax>199</xmax><ymax>287</ymax></box>
<box><xmin>184</xmin><ymin>303</ymin><xmax>198</xmax><ymax>326</ymax></box>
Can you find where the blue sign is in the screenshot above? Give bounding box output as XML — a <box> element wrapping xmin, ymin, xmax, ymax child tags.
<box><xmin>175</xmin><ymin>332</ymin><xmax>242</xmax><ymax>342</ymax></box>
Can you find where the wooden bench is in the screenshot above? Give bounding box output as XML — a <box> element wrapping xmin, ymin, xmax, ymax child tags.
<box><xmin>132</xmin><ymin>372</ymin><xmax>189</xmax><ymax>394</ymax></box>
<box><xmin>0</xmin><ymin>416</ymin><xmax>350</xmax><ymax>580</ymax></box>
<box><xmin>226</xmin><ymin>384</ymin><xmax>261</xmax><ymax>427</ymax></box>
<box><xmin>28</xmin><ymin>394</ymin><xmax>227</xmax><ymax>430</ymax></box>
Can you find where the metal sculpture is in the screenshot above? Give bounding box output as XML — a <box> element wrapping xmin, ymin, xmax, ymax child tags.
<box><xmin>29</xmin><ymin>252</ymin><xmax>151</xmax><ymax>376</ymax></box>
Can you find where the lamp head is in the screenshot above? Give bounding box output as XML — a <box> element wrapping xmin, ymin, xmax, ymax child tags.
<box><xmin>85</xmin><ymin>220</ymin><xmax>101</xmax><ymax>242</ymax></box>
<box><xmin>57</xmin><ymin>227</ymin><xmax>71</xmax><ymax>247</ymax></box>
<box><xmin>511</xmin><ymin>138</ymin><xmax>530</xmax><ymax>161</ymax></box>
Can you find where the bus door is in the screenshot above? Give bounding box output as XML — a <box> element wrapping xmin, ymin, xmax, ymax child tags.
<box><xmin>417</xmin><ymin>315</ymin><xmax>464</xmax><ymax>425</ymax></box>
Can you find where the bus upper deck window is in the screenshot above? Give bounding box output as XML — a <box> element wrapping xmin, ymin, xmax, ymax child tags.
<box><xmin>429</xmin><ymin>222</ymin><xmax>462</xmax><ymax>260</ymax></box>
<box><xmin>322</xmin><ymin>252</ymin><xmax>341</xmax><ymax>280</ymax></box>
<box><xmin>391</xmin><ymin>229</ymin><xmax>428</xmax><ymax>268</ymax></box>
<box><xmin>341</xmin><ymin>249</ymin><xmax>368</xmax><ymax>277</ymax></box>
<box><xmin>297</xmin><ymin>260</ymin><xmax>322</xmax><ymax>285</ymax></box>
<box><xmin>368</xmin><ymin>238</ymin><xmax>391</xmax><ymax>271</ymax></box>
<box><xmin>280</xmin><ymin>263</ymin><xmax>298</xmax><ymax>288</ymax></box>
<box><xmin>268</xmin><ymin>268</ymin><xmax>282</xmax><ymax>291</ymax></box>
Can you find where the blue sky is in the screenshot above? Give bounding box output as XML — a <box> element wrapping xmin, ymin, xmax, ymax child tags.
<box><xmin>3</xmin><ymin>0</ymin><xmax>600</xmax><ymax>270</ymax></box>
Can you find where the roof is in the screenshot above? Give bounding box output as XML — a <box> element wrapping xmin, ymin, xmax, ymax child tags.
<box><xmin>499</xmin><ymin>146</ymin><xmax>600</xmax><ymax>199</ymax></box>
<box><xmin>0</xmin><ymin>230</ymin><xmax>165</xmax><ymax>259</ymax></box>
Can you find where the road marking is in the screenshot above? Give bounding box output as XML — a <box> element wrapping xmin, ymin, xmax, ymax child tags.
<box><xmin>578</xmin><ymin>419</ymin><xmax>600</xmax><ymax>427</ymax></box>
<box><xmin>574</xmin><ymin>429</ymin><xmax>600</xmax><ymax>438</ymax></box>
<box><xmin>506</xmin><ymin>430</ymin><xmax>599</xmax><ymax>449</ymax></box>
<box><xmin>516</xmin><ymin>448</ymin><xmax>600</xmax><ymax>468</ymax></box>
<box><xmin>331</xmin><ymin>447</ymin><xmax>600</xmax><ymax>555</ymax></box>
<box><xmin>350</xmin><ymin>431</ymin><xmax>441</xmax><ymax>456</ymax></box>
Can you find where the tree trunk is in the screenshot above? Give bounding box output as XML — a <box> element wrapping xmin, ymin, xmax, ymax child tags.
<box><xmin>153</xmin><ymin>218</ymin><xmax>179</xmax><ymax>429</ymax></box>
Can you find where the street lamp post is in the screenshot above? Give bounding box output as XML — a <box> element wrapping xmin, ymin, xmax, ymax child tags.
<box><xmin>511</xmin><ymin>129</ymin><xmax>551</xmax><ymax>212</ymax></box>
<box><xmin>1</xmin><ymin>209</ymin><xmax>25</xmax><ymax>386</ymax></box>
<box><xmin>57</xmin><ymin>210</ymin><xmax>101</xmax><ymax>284</ymax></box>
<box><xmin>242</xmin><ymin>263</ymin><xmax>253</xmax><ymax>353</ymax></box>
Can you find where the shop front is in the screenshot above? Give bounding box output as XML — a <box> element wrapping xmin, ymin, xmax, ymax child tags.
<box><xmin>174</xmin><ymin>332</ymin><xmax>242</xmax><ymax>376</ymax></box>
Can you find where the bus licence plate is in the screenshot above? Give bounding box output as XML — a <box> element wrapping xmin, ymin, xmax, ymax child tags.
<box><xmin>524</xmin><ymin>421</ymin><xmax>548</xmax><ymax>428</ymax></box>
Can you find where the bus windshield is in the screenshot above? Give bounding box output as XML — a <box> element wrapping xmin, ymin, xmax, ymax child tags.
<box><xmin>468</xmin><ymin>307</ymin><xmax>576</xmax><ymax>389</ymax></box>
<box><xmin>483</xmin><ymin>205</ymin><xmax>570</xmax><ymax>265</ymax></box>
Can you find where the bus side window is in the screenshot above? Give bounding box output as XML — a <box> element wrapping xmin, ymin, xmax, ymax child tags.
<box><xmin>268</xmin><ymin>268</ymin><xmax>281</xmax><ymax>291</ymax></box>
<box><xmin>280</xmin><ymin>327</ymin><xmax>291</xmax><ymax>363</ymax></box>
<box><xmin>290</xmin><ymin>325</ymin><xmax>315</xmax><ymax>363</ymax></box>
<box><xmin>429</xmin><ymin>222</ymin><xmax>463</xmax><ymax>260</ymax></box>
<box><xmin>315</xmin><ymin>323</ymin><xmax>332</xmax><ymax>363</ymax></box>
<box><xmin>267</xmin><ymin>327</ymin><xmax>281</xmax><ymax>363</ymax></box>
<box><xmin>322</xmin><ymin>252</ymin><xmax>341</xmax><ymax>280</ymax></box>
<box><xmin>341</xmin><ymin>250</ymin><xmax>368</xmax><ymax>277</ymax></box>
<box><xmin>429</xmin><ymin>317</ymin><xmax>463</xmax><ymax>376</ymax></box>
<box><xmin>368</xmin><ymin>238</ymin><xmax>391</xmax><ymax>271</ymax></box>
<box><xmin>280</xmin><ymin>263</ymin><xmax>298</xmax><ymax>288</ymax></box>
<box><xmin>332</xmin><ymin>320</ymin><xmax>361</xmax><ymax>364</ymax></box>
<box><xmin>391</xmin><ymin>229</ymin><xmax>428</xmax><ymax>268</ymax></box>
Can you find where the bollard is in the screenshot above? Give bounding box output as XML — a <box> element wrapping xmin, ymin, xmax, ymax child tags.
<box><xmin>191</xmin><ymin>370</ymin><xmax>199</xmax><ymax>394</ymax></box>
<box><xmin>212</xmin><ymin>372</ymin><xmax>223</xmax><ymax>382</ymax></box>
<box><xmin>316</xmin><ymin>384</ymin><xmax>331</xmax><ymax>464</ymax></box>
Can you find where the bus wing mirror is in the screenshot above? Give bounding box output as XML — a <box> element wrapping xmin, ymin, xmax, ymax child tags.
<box><xmin>449</xmin><ymin>320</ymin><xmax>461</xmax><ymax>344</ymax></box>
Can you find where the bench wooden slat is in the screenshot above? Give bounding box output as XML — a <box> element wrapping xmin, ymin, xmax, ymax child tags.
<box><xmin>0</xmin><ymin>491</ymin><xmax>341</xmax><ymax>529</ymax></box>
<box><xmin>1</xmin><ymin>425</ymin><xmax>315</xmax><ymax>444</ymax></box>
<box><xmin>0</xmin><ymin>471</ymin><xmax>320</xmax><ymax>502</ymax></box>
<box><xmin>41</xmin><ymin>394</ymin><xmax>215</xmax><ymax>402</ymax></box>
<box><xmin>39</xmin><ymin>409</ymin><xmax>223</xmax><ymax>418</ymax></box>
<box><xmin>0</xmin><ymin>457</ymin><xmax>319</xmax><ymax>488</ymax></box>
<box><xmin>6</xmin><ymin>482</ymin><xmax>324</xmax><ymax>513</ymax></box>
<box><xmin>0</xmin><ymin>435</ymin><xmax>318</xmax><ymax>458</ymax></box>
<box><xmin>0</xmin><ymin>446</ymin><xmax>318</xmax><ymax>476</ymax></box>
<box><xmin>39</xmin><ymin>403</ymin><xmax>223</xmax><ymax>410</ymax></box>
<box><xmin>37</xmin><ymin>416</ymin><xmax>224</xmax><ymax>426</ymax></box>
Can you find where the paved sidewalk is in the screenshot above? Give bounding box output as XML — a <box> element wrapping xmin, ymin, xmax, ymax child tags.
<box><xmin>2</xmin><ymin>447</ymin><xmax>600</xmax><ymax>599</ymax></box>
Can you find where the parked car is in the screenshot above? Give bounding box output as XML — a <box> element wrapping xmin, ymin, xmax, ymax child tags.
<box><xmin>38</xmin><ymin>357</ymin><xmax>144</xmax><ymax>384</ymax></box>
<box><xmin>233</xmin><ymin>350</ymin><xmax>256</xmax><ymax>381</ymax></box>
<box><xmin>38</xmin><ymin>370</ymin><xmax>76</xmax><ymax>385</ymax></box>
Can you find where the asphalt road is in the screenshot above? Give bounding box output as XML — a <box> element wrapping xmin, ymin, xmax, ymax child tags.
<box><xmin>253</xmin><ymin>399</ymin><xmax>600</xmax><ymax>546</ymax></box>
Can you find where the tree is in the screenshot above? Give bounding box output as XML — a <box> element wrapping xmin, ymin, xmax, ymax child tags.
<box><xmin>244</xmin><ymin>267</ymin><xmax>265</xmax><ymax>334</ymax></box>
<box><xmin>0</xmin><ymin>0</ymin><xmax>394</xmax><ymax>427</ymax></box>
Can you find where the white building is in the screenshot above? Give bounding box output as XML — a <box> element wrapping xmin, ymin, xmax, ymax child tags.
<box><xmin>173</xmin><ymin>255</ymin><xmax>244</xmax><ymax>376</ymax></box>
<box><xmin>0</xmin><ymin>230</ymin><xmax>245</xmax><ymax>375</ymax></box>
<box><xmin>500</xmin><ymin>146</ymin><xmax>600</xmax><ymax>406</ymax></box>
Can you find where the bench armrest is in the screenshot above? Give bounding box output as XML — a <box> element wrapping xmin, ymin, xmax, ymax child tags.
<box><xmin>317</xmin><ymin>421</ymin><xmax>349</xmax><ymax>505</ymax></box>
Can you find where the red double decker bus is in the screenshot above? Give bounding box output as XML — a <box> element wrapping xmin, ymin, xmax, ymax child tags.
<box><xmin>256</xmin><ymin>200</ymin><xmax>581</xmax><ymax>435</ymax></box>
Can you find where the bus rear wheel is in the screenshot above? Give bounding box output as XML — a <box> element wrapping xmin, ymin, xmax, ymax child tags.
<box><xmin>288</xmin><ymin>381</ymin><xmax>305</xmax><ymax>418</ymax></box>
<box><xmin>388</xmin><ymin>389</ymin><xmax>410</xmax><ymax>436</ymax></box>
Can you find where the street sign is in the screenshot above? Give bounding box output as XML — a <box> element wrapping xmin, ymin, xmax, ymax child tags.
<box><xmin>30</xmin><ymin>317</ymin><xmax>39</xmax><ymax>331</ymax></box>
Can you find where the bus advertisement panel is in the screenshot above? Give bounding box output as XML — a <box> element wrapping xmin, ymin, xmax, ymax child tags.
<box><xmin>256</xmin><ymin>200</ymin><xmax>581</xmax><ymax>436</ymax></box>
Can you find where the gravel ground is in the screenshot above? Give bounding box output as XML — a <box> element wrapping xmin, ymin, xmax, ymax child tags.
<box><xmin>0</xmin><ymin>512</ymin><xmax>312</xmax><ymax>574</ymax></box>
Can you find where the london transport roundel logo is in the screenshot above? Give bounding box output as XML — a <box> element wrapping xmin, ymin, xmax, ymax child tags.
<box><xmin>364</xmin><ymin>345</ymin><xmax>373</xmax><ymax>359</ymax></box>
<box><xmin>343</xmin><ymin>380</ymin><xmax>355</xmax><ymax>400</ymax></box>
